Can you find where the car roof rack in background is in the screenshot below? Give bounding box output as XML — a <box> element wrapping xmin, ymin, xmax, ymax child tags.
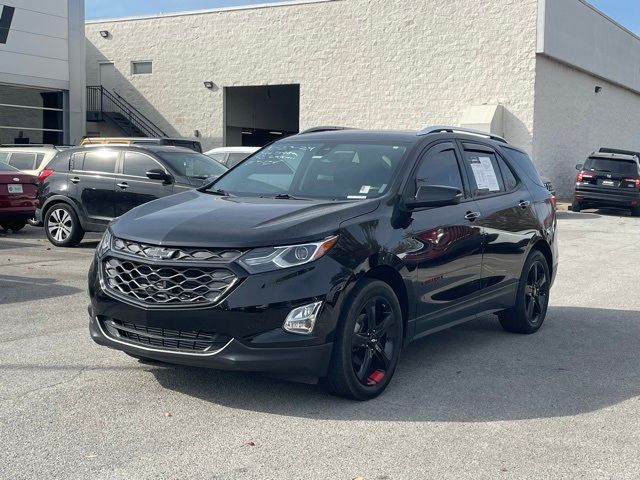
<box><xmin>299</xmin><ymin>126</ymin><xmax>357</xmax><ymax>134</ymax></box>
<box><xmin>598</xmin><ymin>147</ymin><xmax>640</xmax><ymax>158</ymax></box>
<box><xmin>417</xmin><ymin>125</ymin><xmax>508</xmax><ymax>144</ymax></box>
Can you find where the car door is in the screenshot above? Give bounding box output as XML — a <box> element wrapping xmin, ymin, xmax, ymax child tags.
<box><xmin>69</xmin><ymin>150</ymin><xmax>119</xmax><ymax>224</ymax></box>
<box><xmin>458</xmin><ymin>142</ymin><xmax>538</xmax><ymax>311</ymax></box>
<box><xmin>406</xmin><ymin>141</ymin><xmax>484</xmax><ymax>336</ymax></box>
<box><xmin>114</xmin><ymin>151</ymin><xmax>174</xmax><ymax>217</ymax></box>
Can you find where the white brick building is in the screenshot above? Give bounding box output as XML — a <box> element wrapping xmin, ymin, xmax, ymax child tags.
<box><xmin>85</xmin><ymin>0</ymin><xmax>640</xmax><ymax>196</ymax></box>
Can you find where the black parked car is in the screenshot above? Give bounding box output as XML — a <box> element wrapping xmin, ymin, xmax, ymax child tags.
<box><xmin>36</xmin><ymin>145</ymin><xmax>227</xmax><ymax>247</ymax></box>
<box><xmin>573</xmin><ymin>148</ymin><xmax>640</xmax><ymax>216</ymax></box>
<box><xmin>88</xmin><ymin>126</ymin><xmax>558</xmax><ymax>400</ymax></box>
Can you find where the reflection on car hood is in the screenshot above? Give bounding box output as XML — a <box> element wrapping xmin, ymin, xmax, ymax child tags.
<box><xmin>111</xmin><ymin>190</ymin><xmax>379</xmax><ymax>248</ymax></box>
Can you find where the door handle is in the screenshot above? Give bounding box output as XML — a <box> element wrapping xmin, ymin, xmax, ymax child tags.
<box><xmin>464</xmin><ymin>211</ymin><xmax>481</xmax><ymax>221</ymax></box>
<box><xmin>518</xmin><ymin>200</ymin><xmax>531</xmax><ymax>209</ymax></box>
<box><xmin>70</xmin><ymin>177</ymin><xmax>80</xmax><ymax>184</ymax></box>
<box><xmin>117</xmin><ymin>182</ymin><xmax>129</xmax><ymax>189</ymax></box>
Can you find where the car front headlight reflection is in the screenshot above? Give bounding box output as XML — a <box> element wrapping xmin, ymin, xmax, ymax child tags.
<box><xmin>239</xmin><ymin>235</ymin><xmax>338</xmax><ymax>273</ymax></box>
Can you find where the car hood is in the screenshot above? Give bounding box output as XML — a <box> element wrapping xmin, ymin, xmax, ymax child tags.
<box><xmin>111</xmin><ymin>190</ymin><xmax>380</xmax><ymax>248</ymax></box>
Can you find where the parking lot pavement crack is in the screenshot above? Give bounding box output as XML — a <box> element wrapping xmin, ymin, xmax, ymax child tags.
<box><xmin>0</xmin><ymin>365</ymin><xmax>89</xmax><ymax>404</ymax></box>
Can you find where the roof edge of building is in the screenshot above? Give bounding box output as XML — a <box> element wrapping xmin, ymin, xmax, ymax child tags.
<box><xmin>85</xmin><ymin>0</ymin><xmax>340</xmax><ymax>25</ymax></box>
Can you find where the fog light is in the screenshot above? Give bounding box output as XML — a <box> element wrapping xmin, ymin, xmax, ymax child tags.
<box><xmin>283</xmin><ymin>301</ymin><xmax>323</xmax><ymax>335</ymax></box>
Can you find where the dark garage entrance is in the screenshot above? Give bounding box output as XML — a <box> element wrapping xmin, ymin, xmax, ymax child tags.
<box><xmin>224</xmin><ymin>84</ymin><xmax>300</xmax><ymax>147</ymax></box>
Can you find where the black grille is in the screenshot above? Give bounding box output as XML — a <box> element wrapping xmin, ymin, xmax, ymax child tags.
<box><xmin>102</xmin><ymin>257</ymin><xmax>237</xmax><ymax>306</ymax></box>
<box><xmin>113</xmin><ymin>238</ymin><xmax>243</xmax><ymax>263</ymax></box>
<box><xmin>101</xmin><ymin>318</ymin><xmax>231</xmax><ymax>353</ymax></box>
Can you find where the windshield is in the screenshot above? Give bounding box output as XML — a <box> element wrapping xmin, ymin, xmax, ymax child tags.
<box><xmin>208</xmin><ymin>141</ymin><xmax>409</xmax><ymax>200</ymax></box>
<box><xmin>585</xmin><ymin>157</ymin><xmax>638</xmax><ymax>176</ymax></box>
<box><xmin>158</xmin><ymin>151</ymin><xmax>228</xmax><ymax>179</ymax></box>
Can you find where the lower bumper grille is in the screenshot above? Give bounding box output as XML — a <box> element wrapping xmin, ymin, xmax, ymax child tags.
<box><xmin>101</xmin><ymin>318</ymin><xmax>232</xmax><ymax>354</ymax></box>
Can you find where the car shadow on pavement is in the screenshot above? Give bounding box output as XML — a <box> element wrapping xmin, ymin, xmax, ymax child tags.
<box><xmin>0</xmin><ymin>274</ymin><xmax>83</xmax><ymax>305</ymax></box>
<box><xmin>148</xmin><ymin>306</ymin><xmax>640</xmax><ymax>422</ymax></box>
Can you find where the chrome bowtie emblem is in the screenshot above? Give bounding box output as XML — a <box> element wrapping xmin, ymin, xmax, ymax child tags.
<box><xmin>146</xmin><ymin>247</ymin><xmax>177</xmax><ymax>260</ymax></box>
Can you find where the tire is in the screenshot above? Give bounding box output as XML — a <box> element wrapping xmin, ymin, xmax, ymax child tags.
<box><xmin>324</xmin><ymin>279</ymin><xmax>403</xmax><ymax>400</ymax></box>
<box><xmin>498</xmin><ymin>250</ymin><xmax>550</xmax><ymax>334</ymax></box>
<box><xmin>44</xmin><ymin>203</ymin><xmax>85</xmax><ymax>247</ymax></box>
<box><xmin>571</xmin><ymin>200</ymin><xmax>581</xmax><ymax>212</ymax></box>
<box><xmin>1</xmin><ymin>220</ymin><xmax>27</xmax><ymax>232</ymax></box>
<box><xmin>631</xmin><ymin>206</ymin><xmax>640</xmax><ymax>217</ymax></box>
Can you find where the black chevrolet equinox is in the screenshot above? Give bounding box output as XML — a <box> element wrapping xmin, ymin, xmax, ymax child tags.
<box><xmin>89</xmin><ymin>126</ymin><xmax>558</xmax><ymax>400</ymax></box>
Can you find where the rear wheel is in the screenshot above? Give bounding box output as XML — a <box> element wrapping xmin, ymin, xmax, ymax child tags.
<box><xmin>325</xmin><ymin>279</ymin><xmax>403</xmax><ymax>400</ymax></box>
<box><xmin>631</xmin><ymin>206</ymin><xmax>640</xmax><ymax>217</ymax></box>
<box><xmin>44</xmin><ymin>204</ymin><xmax>85</xmax><ymax>247</ymax></box>
<box><xmin>498</xmin><ymin>250</ymin><xmax>550</xmax><ymax>334</ymax></box>
<box><xmin>1</xmin><ymin>220</ymin><xmax>27</xmax><ymax>232</ymax></box>
<box><xmin>571</xmin><ymin>200</ymin><xmax>581</xmax><ymax>212</ymax></box>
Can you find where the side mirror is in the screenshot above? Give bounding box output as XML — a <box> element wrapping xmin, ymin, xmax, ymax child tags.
<box><xmin>146</xmin><ymin>168</ymin><xmax>172</xmax><ymax>183</ymax></box>
<box><xmin>575</xmin><ymin>163</ymin><xmax>584</xmax><ymax>171</ymax></box>
<box><xmin>405</xmin><ymin>185</ymin><xmax>463</xmax><ymax>209</ymax></box>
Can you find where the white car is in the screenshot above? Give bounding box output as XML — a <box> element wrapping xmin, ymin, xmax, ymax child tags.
<box><xmin>0</xmin><ymin>145</ymin><xmax>60</xmax><ymax>179</ymax></box>
<box><xmin>204</xmin><ymin>146</ymin><xmax>260</xmax><ymax>168</ymax></box>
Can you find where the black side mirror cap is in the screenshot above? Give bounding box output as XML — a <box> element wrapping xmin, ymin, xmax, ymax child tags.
<box><xmin>405</xmin><ymin>185</ymin><xmax>463</xmax><ymax>209</ymax></box>
<box><xmin>575</xmin><ymin>163</ymin><xmax>584</xmax><ymax>171</ymax></box>
<box><xmin>146</xmin><ymin>168</ymin><xmax>172</xmax><ymax>182</ymax></box>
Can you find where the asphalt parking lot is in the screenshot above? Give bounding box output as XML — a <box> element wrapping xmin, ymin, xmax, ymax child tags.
<box><xmin>1</xmin><ymin>209</ymin><xmax>640</xmax><ymax>480</ymax></box>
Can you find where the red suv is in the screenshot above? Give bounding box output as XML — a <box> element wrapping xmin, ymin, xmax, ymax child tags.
<box><xmin>0</xmin><ymin>163</ymin><xmax>39</xmax><ymax>232</ymax></box>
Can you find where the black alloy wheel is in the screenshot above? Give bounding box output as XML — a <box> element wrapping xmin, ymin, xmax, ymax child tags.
<box><xmin>351</xmin><ymin>296</ymin><xmax>398</xmax><ymax>387</ymax></box>
<box><xmin>498</xmin><ymin>250</ymin><xmax>550</xmax><ymax>334</ymax></box>
<box><xmin>325</xmin><ymin>279</ymin><xmax>403</xmax><ymax>400</ymax></box>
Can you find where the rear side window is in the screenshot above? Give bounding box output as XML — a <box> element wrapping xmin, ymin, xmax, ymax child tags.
<box><xmin>501</xmin><ymin>147</ymin><xmax>544</xmax><ymax>186</ymax></box>
<box><xmin>78</xmin><ymin>151</ymin><xmax>118</xmax><ymax>173</ymax></box>
<box><xmin>123</xmin><ymin>152</ymin><xmax>162</xmax><ymax>177</ymax></box>
<box><xmin>497</xmin><ymin>157</ymin><xmax>518</xmax><ymax>191</ymax></box>
<box><xmin>462</xmin><ymin>151</ymin><xmax>505</xmax><ymax>197</ymax></box>
<box><xmin>0</xmin><ymin>152</ymin><xmax>10</xmax><ymax>163</ymax></box>
<box><xmin>584</xmin><ymin>157</ymin><xmax>638</xmax><ymax>176</ymax></box>
<box><xmin>8</xmin><ymin>152</ymin><xmax>37</xmax><ymax>170</ymax></box>
<box><xmin>48</xmin><ymin>152</ymin><xmax>70</xmax><ymax>172</ymax></box>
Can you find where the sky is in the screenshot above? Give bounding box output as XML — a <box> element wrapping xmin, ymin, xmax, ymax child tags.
<box><xmin>86</xmin><ymin>0</ymin><xmax>640</xmax><ymax>35</ymax></box>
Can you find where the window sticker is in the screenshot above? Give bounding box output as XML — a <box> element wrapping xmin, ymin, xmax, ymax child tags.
<box><xmin>347</xmin><ymin>195</ymin><xmax>367</xmax><ymax>200</ymax></box>
<box><xmin>469</xmin><ymin>156</ymin><xmax>500</xmax><ymax>192</ymax></box>
<box><xmin>359</xmin><ymin>185</ymin><xmax>371</xmax><ymax>194</ymax></box>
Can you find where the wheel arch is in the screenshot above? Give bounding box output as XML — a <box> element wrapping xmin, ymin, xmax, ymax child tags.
<box><xmin>529</xmin><ymin>238</ymin><xmax>554</xmax><ymax>278</ymax></box>
<box><xmin>363</xmin><ymin>265</ymin><xmax>410</xmax><ymax>343</ymax></box>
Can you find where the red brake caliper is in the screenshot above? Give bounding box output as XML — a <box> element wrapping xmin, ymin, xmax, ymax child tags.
<box><xmin>367</xmin><ymin>369</ymin><xmax>385</xmax><ymax>385</ymax></box>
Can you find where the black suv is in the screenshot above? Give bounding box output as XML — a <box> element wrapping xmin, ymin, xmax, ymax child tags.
<box><xmin>88</xmin><ymin>126</ymin><xmax>558</xmax><ymax>400</ymax></box>
<box><xmin>573</xmin><ymin>148</ymin><xmax>640</xmax><ymax>216</ymax></box>
<box><xmin>36</xmin><ymin>145</ymin><xmax>227</xmax><ymax>247</ymax></box>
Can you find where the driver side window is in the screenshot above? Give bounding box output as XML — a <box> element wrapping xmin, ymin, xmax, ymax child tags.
<box><xmin>412</xmin><ymin>144</ymin><xmax>464</xmax><ymax>197</ymax></box>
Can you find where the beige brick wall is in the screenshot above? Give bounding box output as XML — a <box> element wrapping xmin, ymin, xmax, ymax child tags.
<box><xmin>533</xmin><ymin>56</ymin><xmax>640</xmax><ymax>196</ymax></box>
<box><xmin>86</xmin><ymin>0</ymin><xmax>539</xmax><ymax>151</ymax></box>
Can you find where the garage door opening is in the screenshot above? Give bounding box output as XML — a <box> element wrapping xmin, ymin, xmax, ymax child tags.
<box><xmin>224</xmin><ymin>84</ymin><xmax>300</xmax><ymax>147</ymax></box>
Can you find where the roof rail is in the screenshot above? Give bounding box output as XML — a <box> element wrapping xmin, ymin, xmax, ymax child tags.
<box><xmin>598</xmin><ymin>147</ymin><xmax>640</xmax><ymax>157</ymax></box>
<box><xmin>417</xmin><ymin>125</ymin><xmax>508</xmax><ymax>144</ymax></box>
<box><xmin>299</xmin><ymin>126</ymin><xmax>357</xmax><ymax>134</ymax></box>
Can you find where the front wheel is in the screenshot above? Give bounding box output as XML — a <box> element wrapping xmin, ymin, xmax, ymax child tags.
<box><xmin>325</xmin><ymin>279</ymin><xmax>403</xmax><ymax>400</ymax></box>
<box><xmin>44</xmin><ymin>204</ymin><xmax>85</xmax><ymax>247</ymax></box>
<box><xmin>498</xmin><ymin>250</ymin><xmax>550</xmax><ymax>334</ymax></box>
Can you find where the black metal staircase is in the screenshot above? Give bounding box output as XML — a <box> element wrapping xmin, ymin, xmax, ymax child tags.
<box><xmin>86</xmin><ymin>86</ymin><xmax>167</xmax><ymax>138</ymax></box>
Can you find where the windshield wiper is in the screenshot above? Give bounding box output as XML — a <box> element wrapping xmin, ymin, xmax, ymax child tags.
<box><xmin>270</xmin><ymin>193</ymin><xmax>308</xmax><ymax>200</ymax></box>
<box><xmin>205</xmin><ymin>188</ymin><xmax>230</xmax><ymax>196</ymax></box>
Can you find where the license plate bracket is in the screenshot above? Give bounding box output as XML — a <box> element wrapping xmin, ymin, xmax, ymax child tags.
<box><xmin>8</xmin><ymin>184</ymin><xmax>23</xmax><ymax>194</ymax></box>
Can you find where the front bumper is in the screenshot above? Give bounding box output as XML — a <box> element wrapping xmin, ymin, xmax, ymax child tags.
<box><xmin>88</xmin><ymin>253</ymin><xmax>350</xmax><ymax>377</ymax></box>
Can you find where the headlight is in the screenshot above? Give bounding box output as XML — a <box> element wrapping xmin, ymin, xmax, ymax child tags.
<box><xmin>238</xmin><ymin>236</ymin><xmax>338</xmax><ymax>273</ymax></box>
<box><xmin>97</xmin><ymin>229</ymin><xmax>112</xmax><ymax>258</ymax></box>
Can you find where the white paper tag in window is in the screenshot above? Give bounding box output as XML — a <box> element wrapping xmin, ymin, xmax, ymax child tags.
<box><xmin>470</xmin><ymin>156</ymin><xmax>500</xmax><ymax>192</ymax></box>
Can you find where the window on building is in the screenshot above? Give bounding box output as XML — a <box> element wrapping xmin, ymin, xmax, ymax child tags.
<box><xmin>132</xmin><ymin>61</ymin><xmax>153</xmax><ymax>75</ymax></box>
<box><xmin>0</xmin><ymin>84</ymin><xmax>64</xmax><ymax>145</ymax></box>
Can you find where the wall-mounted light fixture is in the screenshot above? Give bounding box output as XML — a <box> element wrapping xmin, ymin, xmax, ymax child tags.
<box><xmin>203</xmin><ymin>81</ymin><xmax>215</xmax><ymax>89</ymax></box>
<box><xmin>99</xmin><ymin>30</ymin><xmax>109</xmax><ymax>38</ymax></box>
<box><xmin>595</xmin><ymin>86</ymin><xmax>603</xmax><ymax>94</ymax></box>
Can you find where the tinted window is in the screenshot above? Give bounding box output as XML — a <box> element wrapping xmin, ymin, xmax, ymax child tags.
<box><xmin>123</xmin><ymin>152</ymin><xmax>162</xmax><ymax>177</ymax></box>
<box><xmin>414</xmin><ymin>146</ymin><xmax>463</xmax><ymax>193</ymax></box>
<box><xmin>584</xmin><ymin>157</ymin><xmax>638</xmax><ymax>176</ymax></box>
<box><xmin>157</xmin><ymin>151</ymin><xmax>227</xmax><ymax>179</ymax></box>
<box><xmin>35</xmin><ymin>153</ymin><xmax>46</xmax><ymax>169</ymax></box>
<box><xmin>8</xmin><ymin>152</ymin><xmax>37</xmax><ymax>170</ymax></box>
<box><xmin>0</xmin><ymin>152</ymin><xmax>10</xmax><ymax>163</ymax></box>
<box><xmin>80</xmin><ymin>151</ymin><xmax>118</xmax><ymax>173</ymax></box>
<box><xmin>211</xmin><ymin>141</ymin><xmax>409</xmax><ymax>200</ymax></box>
<box><xmin>207</xmin><ymin>152</ymin><xmax>227</xmax><ymax>164</ymax></box>
<box><xmin>227</xmin><ymin>152</ymin><xmax>250</xmax><ymax>168</ymax></box>
<box><xmin>502</xmin><ymin>147</ymin><xmax>544</xmax><ymax>186</ymax></box>
<box><xmin>498</xmin><ymin>157</ymin><xmax>518</xmax><ymax>190</ymax></box>
<box><xmin>463</xmin><ymin>151</ymin><xmax>505</xmax><ymax>197</ymax></box>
